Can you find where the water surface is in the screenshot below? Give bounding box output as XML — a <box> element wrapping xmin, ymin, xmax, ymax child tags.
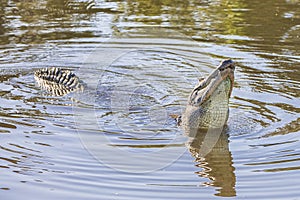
<box><xmin>0</xmin><ymin>0</ymin><xmax>299</xmax><ymax>199</ymax></box>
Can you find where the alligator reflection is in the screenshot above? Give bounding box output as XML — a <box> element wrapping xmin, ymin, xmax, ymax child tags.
<box><xmin>186</xmin><ymin>128</ymin><xmax>236</xmax><ymax>197</ymax></box>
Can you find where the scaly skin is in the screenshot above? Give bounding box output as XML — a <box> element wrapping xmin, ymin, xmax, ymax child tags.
<box><xmin>181</xmin><ymin>59</ymin><xmax>235</xmax><ymax>132</ymax></box>
<box><xmin>34</xmin><ymin>67</ymin><xmax>85</xmax><ymax>96</ymax></box>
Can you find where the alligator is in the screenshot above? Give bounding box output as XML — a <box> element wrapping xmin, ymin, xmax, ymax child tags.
<box><xmin>34</xmin><ymin>59</ymin><xmax>235</xmax><ymax>130</ymax></box>
<box><xmin>181</xmin><ymin>59</ymin><xmax>235</xmax><ymax>131</ymax></box>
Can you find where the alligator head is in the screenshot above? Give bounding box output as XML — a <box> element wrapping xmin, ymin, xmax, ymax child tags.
<box><xmin>181</xmin><ymin>59</ymin><xmax>235</xmax><ymax>132</ymax></box>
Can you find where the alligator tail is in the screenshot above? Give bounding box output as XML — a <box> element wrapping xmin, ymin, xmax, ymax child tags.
<box><xmin>34</xmin><ymin>67</ymin><xmax>85</xmax><ymax>96</ymax></box>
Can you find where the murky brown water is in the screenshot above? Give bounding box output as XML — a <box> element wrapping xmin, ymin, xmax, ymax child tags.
<box><xmin>0</xmin><ymin>0</ymin><xmax>299</xmax><ymax>199</ymax></box>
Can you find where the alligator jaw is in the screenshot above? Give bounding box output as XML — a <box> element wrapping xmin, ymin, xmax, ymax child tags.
<box><xmin>188</xmin><ymin>59</ymin><xmax>235</xmax><ymax>107</ymax></box>
<box><xmin>182</xmin><ymin>59</ymin><xmax>235</xmax><ymax>130</ymax></box>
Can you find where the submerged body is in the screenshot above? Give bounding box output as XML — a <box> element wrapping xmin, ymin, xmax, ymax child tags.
<box><xmin>34</xmin><ymin>60</ymin><xmax>235</xmax><ymax>130</ymax></box>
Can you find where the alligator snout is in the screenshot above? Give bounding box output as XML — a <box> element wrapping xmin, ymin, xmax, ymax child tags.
<box><xmin>218</xmin><ymin>59</ymin><xmax>235</xmax><ymax>71</ymax></box>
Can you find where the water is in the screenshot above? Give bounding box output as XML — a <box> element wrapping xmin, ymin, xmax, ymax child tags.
<box><xmin>0</xmin><ymin>0</ymin><xmax>299</xmax><ymax>199</ymax></box>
